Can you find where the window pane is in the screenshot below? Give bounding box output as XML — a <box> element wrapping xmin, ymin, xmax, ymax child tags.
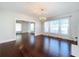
<box><xmin>30</xmin><ymin>23</ymin><xmax>35</xmax><ymax>32</ymax></box>
<box><xmin>44</xmin><ymin>21</ymin><xmax>49</xmax><ymax>32</ymax></box>
<box><xmin>16</xmin><ymin>23</ymin><xmax>22</xmax><ymax>32</ymax></box>
<box><xmin>60</xmin><ymin>19</ymin><xmax>69</xmax><ymax>34</ymax></box>
<box><xmin>44</xmin><ymin>18</ymin><xmax>69</xmax><ymax>35</ymax></box>
<box><xmin>50</xmin><ymin>20</ymin><xmax>59</xmax><ymax>33</ymax></box>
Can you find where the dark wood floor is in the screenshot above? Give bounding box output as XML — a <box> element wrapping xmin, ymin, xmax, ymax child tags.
<box><xmin>0</xmin><ymin>41</ymin><xmax>22</xmax><ymax>57</ymax></box>
<box><xmin>0</xmin><ymin>33</ymin><xmax>77</xmax><ymax>57</ymax></box>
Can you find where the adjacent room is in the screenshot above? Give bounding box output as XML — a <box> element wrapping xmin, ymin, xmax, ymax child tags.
<box><xmin>0</xmin><ymin>2</ymin><xmax>79</xmax><ymax>57</ymax></box>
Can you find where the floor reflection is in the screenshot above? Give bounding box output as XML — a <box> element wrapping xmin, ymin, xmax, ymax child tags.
<box><xmin>60</xmin><ymin>41</ymin><xmax>70</xmax><ymax>57</ymax></box>
<box><xmin>30</xmin><ymin>34</ymin><xmax>35</xmax><ymax>45</ymax></box>
<box><xmin>16</xmin><ymin>34</ymin><xmax>71</xmax><ymax>57</ymax></box>
<box><xmin>44</xmin><ymin>37</ymin><xmax>70</xmax><ymax>57</ymax></box>
<box><xmin>49</xmin><ymin>39</ymin><xmax>59</xmax><ymax>57</ymax></box>
<box><xmin>44</xmin><ymin>37</ymin><xmax>49</xmax><ymax>53</ymax></box>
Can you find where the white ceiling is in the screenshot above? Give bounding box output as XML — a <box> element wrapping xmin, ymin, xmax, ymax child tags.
<box><xmin>0</xmin><ymin>2</ymin><xmax>79</xmax><ymax>18</ymax></box>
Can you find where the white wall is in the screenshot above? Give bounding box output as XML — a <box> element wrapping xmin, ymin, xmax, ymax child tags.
<box><xmin>0</xmin><ymin>10</ymin><xmax>16</xmax><ymax>43</ymax></box>
<box><xmin>16</xmin><ymin>21</ymin><xmax>31</xmax><ymax>33</ymax></box>
<box><xmin>78</xmin><ymin>19</ymin><xmax>79</xmax><ymax>45</ymax></box>
<box><xmin>71</xmin><ymin>11</ymin><xmax>79</xmax><ymax>56</ymax></box>
<box><xmin>22</xmin><ymin>22</ymin><xmax>30</xmax><ymax>33</ymax></box>
<box><xmin>0</xmin><ymin>10</ymin><xmax>41</xmax><ymax>44</ymax></box>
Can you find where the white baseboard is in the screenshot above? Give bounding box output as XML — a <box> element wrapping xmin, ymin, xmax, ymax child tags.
<box><xmin>0</xmin><ymin>39</ymin><xmax>16</xmax><ymax>44</ymax></box>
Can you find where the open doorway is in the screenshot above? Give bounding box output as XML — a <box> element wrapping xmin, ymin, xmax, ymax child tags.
<box><xmin>16</xmin><ymin>20</ymin><xmax>35</xmax><ymax>48</ymax></box>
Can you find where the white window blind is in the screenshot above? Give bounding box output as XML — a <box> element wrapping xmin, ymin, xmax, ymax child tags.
<box><xmin>44</xmin><ymin>18</ymin><xmax>69</xmax><ymax>35</ymax></box>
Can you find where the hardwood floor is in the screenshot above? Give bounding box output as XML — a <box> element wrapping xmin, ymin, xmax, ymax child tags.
<box><xmin>0</xmin><ymin>41</ymin><xmax>22</xmax><ymax>57</ymax></box>
<box><xmin>43</xmin><ymin>36</ymin><xmax>71</xmax><ymax>57</ymax></box>
<box><xmin>0</xmin><ymin>33</ymin><xmax>76</xmax><ymax>57</ymax></box>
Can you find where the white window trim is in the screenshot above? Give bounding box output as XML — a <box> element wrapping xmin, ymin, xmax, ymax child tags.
<box><xmin>44</xmin><ymin>17</ymin><xmax>70</xmax><ymax>36</ymax></box>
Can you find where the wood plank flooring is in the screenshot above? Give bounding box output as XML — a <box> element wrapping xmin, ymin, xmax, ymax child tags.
<box><xmin>0</xmin><ymin>33</ymin><xmax>77</xmax><ymax>57</ymax></box>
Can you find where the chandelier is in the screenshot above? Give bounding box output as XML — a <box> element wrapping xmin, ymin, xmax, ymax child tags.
<box><xmin>39</xmin><ymin>9</ymin><xmax>47</xmax><ymax>22</ymax></box>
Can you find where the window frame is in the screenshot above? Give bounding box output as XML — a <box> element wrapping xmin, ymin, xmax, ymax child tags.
<box><xmin>30</xmin><ymin>22</ymin><xmax>35</xmax><ymax>33</ymax></box>
<box><xmin>44</xmin><ymin>17</ymin><xmax>70</xmax><ymax>35</ymax></box>
<box><xmin>16</xmin><ymin>23</ymin><xmax>22</xmax><ymax>33</ymax></box>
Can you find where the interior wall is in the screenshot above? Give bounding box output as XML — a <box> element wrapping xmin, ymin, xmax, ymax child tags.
<box><xmin>78</xmin><ymin>19</ymin><xmax>79</xmax><ymax>45</ymax></box>
<box><xmin>22</xmin><ymin>22</ymin><xmax>30</xmax><ymax>33</ymax></box>
<box><xmin>16</xmin><ymin>21</ymin><xmax>31</xmax><ymax>33</ymax></box>
<box><xmin>71</xmin><ymin>11</ymin><xmax>79</xmax><ymax>56</ymax></box>
<box><xmin>0</xmin><ymin>10</ymin><xmax>16</xmax><ymax>44</ymax></box>
<box><xmin>0</xmin><ymin>10</ymin><xmax>41</xmax><ymax>44</ymax></box>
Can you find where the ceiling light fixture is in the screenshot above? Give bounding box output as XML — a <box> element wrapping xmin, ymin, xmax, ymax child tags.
<box><xmin>39</xmin><ymin>8</ymin><xmax>47</xmax><ymax>22</ymax></box>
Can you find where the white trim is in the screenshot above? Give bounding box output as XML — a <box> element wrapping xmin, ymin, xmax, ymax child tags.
<box><xmin>0</xmin><ymin>39</ymin><xmax>16</xmax><ymax>44</ymax></box>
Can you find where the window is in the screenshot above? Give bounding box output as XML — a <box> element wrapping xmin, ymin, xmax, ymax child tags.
<box><xmin>50</xmin><ymin>20</ymin><xmax>59</xmax><ymax>34</ymax></box>
<box><xmin>44</xmin><ymin>21</ymin><xmax>49</xmax><ymax>32</ymax></box>
<box><xmin>30</xmin><ymin>23</ymin><xmax>35</xmax><ymax>45</ymax></box>
<box><xmin>16</xmin><ymin>23</ymin><xmax>22</xmax><ymax>32</ymax></box>
<box><xmin>60</xmin><ymin>19</ymin><xmax>69</xmax><ymax>34</ymax></box>
<box><xmin>44</xmin><ymin>18</ymin><xmax>69</xmax><ymax>35</ymax></box>
<box><xmin>30</xmin><ymin>23</ymin><xmax>35</xmax><ymax>33</ymax></box>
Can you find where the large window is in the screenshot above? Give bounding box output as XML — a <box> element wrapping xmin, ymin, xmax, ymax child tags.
<box><xmin>30</xmin><ymin>23</ymin><xmax>35</xmax><ymax>33</ymax></box>
<box><xmin>44</xmin><ymin>21</ymin><xmax>49</xmax><ymax>32</ymax></box>
<box><xmin>16</xmin><ymin>23</ymin><xmax>22</xmax><ymax>32</ymax></box>
<box><xmin>60</xmin><ymin>19</ymin><xmax>69</xmax><ymax>34</ymax></box>
<box><xmin>50</xmin><ymin>20</ymin><xmax>59</xmax><ymax>34</ymax></box>
<box><xmin>44</xmin><ymin>18</ymin><xmax>69</xmax><ymax>35</ymax></box>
